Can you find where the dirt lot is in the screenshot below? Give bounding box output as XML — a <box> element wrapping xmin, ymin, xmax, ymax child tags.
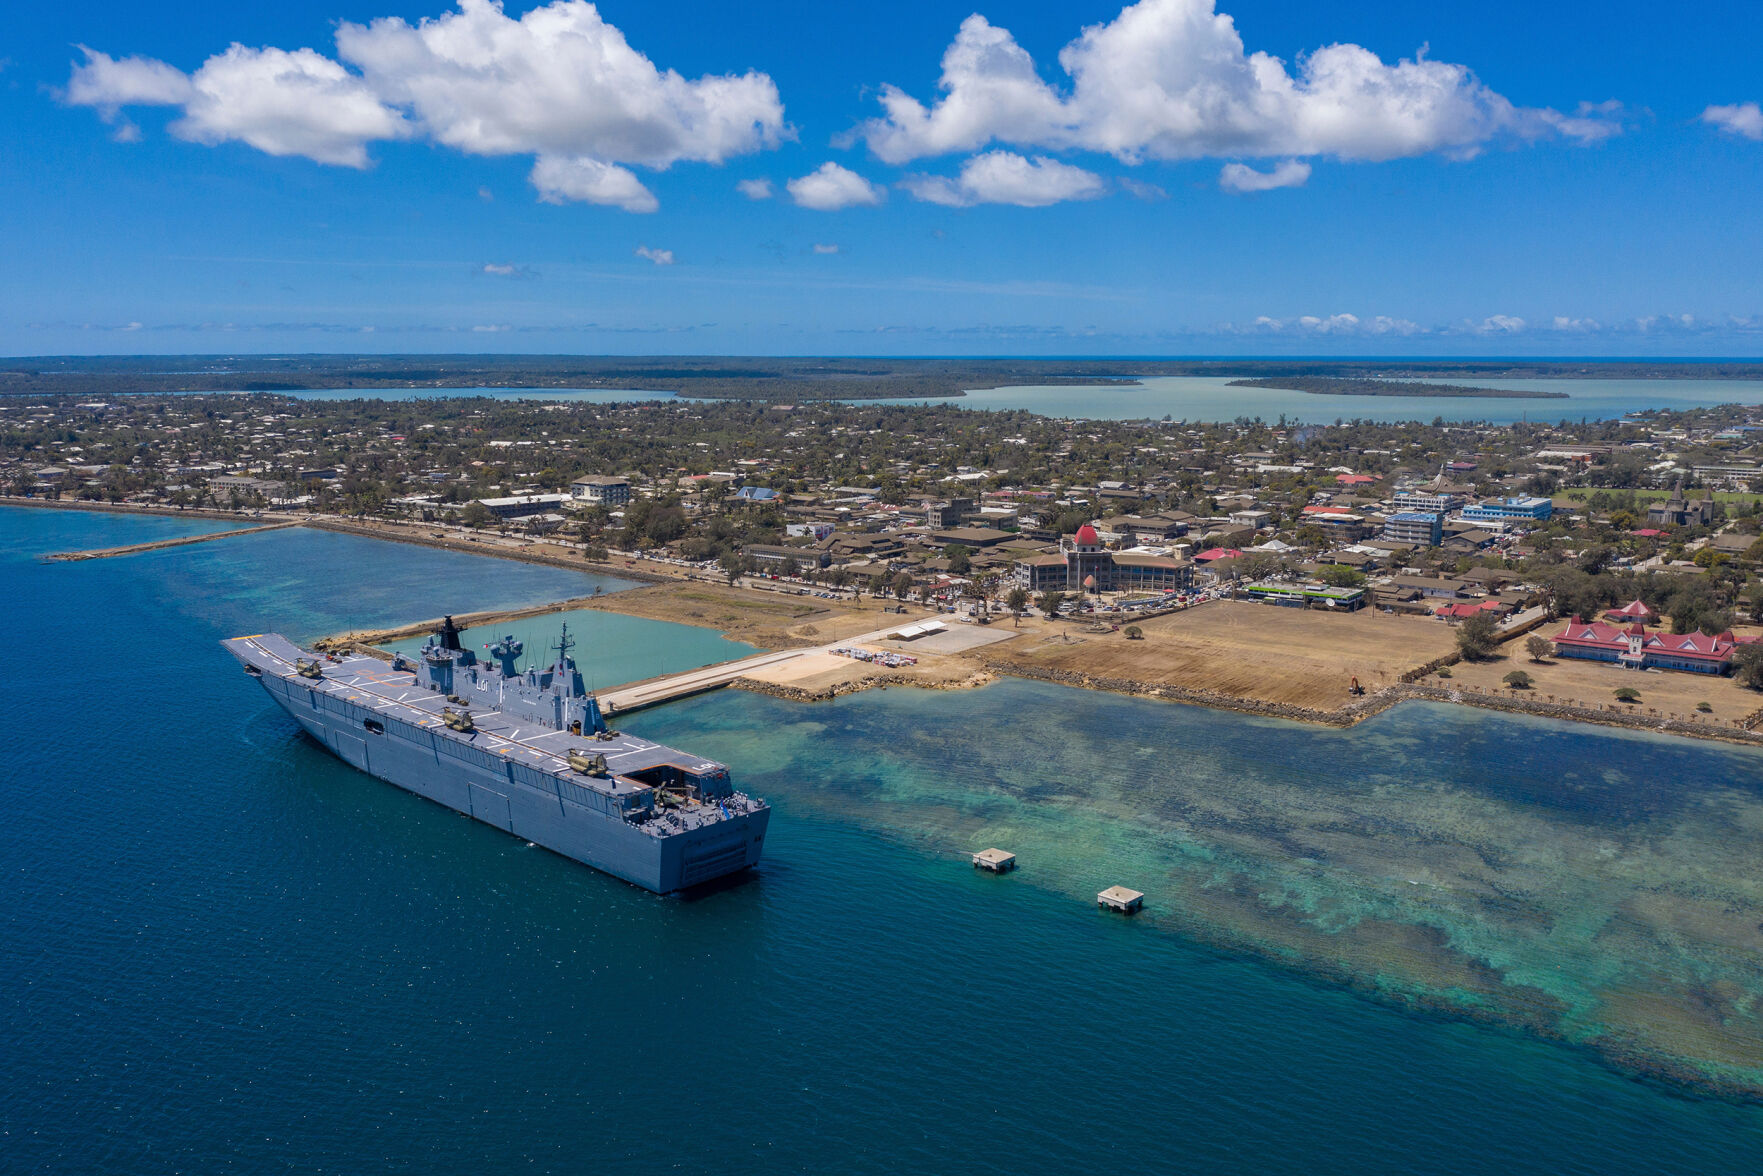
<box><xmin>985</xmin><ymin>599</ymin><xmax>1459</xmax><ymax>710</ymax></box>
<box><xmin>1440</xmin><ymin>648</ymin><xmax>1763</xmax><ymax>726</ymax></box>
<box><xmin>581</xmin><ymin>582</ymin><xmax>904</xmax><ymax>649</ymax></box>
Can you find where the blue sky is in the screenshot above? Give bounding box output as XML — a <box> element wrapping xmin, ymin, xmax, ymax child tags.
<box><xmin>4</xmin><ymin>0</ymin><xmax>1761</xmax><ymax>357</ymax></box>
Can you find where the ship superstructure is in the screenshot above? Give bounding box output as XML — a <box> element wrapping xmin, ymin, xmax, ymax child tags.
<box><xmin>224</xmin><ymin>618</ymin><xmax>768</xmax><ymax>893</ymax></box>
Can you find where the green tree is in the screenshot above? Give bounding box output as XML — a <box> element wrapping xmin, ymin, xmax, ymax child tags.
<box><xmin>1038</xmin><ymin>590</ymin><xmax>1066</xmax><ymax>617</ymax></box>
<box><xmin>1524</xmin><ymin>634</ymin><xmax>1552</xmax><ymax>663</ymax></box>
<box><xmin>1614</xmin><ymin>686</ymin><xmax>1641</xmax><ymax>703</ymax></box>
<box><xmin>943</xmin><ymin>543</ymin><xmax>972</xmax><ymax>575</ymax></box>
<box><xmin>892</xmin><ymin>571</ymin><xmax>916</xmax><ymax>600</ymax></box>
<box><xmin>1502</xmin><ymin>670</ymin><xmax>1533</xmax><ymax>689</ymax></box>
<box><xmin>1005</xmin><ymin>586</ymin><xmax>1029</xmax><ymax>622</ymax></box>
<box><xmin>1733</xmin><ymin>643</ymin><xmax>1763</xmax><ymax>690</ymax></box>
<box><xmin>1317</xmin><ymin>563</ymin><xmax>1365</xmax><ymax>588</ymax></box>
<box><xmin>1455</xmin><ymin>612</ymin><xmax>1500</xmax><ymax>661</ymax></box>
<box><xmin>1123</xmin><ymin>624</ymin><xmax>1144</xmax><ymax>640</ymax></box>
<box><xmin>461</xmin><ymin>501</ymin><xmax>493</xmax><ymax>529</ymax></box>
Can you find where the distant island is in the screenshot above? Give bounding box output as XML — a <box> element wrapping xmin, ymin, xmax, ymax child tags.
<box><xmin>1227</xmin><ymin>376</ymin><xmax>1570</xmax><ymax>400</ymax></box>
<box><xmin>9</xmin><ymin>356</ymin><xmax>1761</xmax><ymax>402</ymax></box>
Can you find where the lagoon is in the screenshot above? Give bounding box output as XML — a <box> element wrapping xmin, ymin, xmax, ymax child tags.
<box><xmin>920</xmin><ymin>375</ymin><xmax>1763</xmax><ymax>424</ymax></box>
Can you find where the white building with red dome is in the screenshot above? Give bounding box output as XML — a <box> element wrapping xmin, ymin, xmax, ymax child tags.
<box><xmin>1013</xmin><ymin>523</ymin><xmax>1192</xmax><ymax>595</ymax></box>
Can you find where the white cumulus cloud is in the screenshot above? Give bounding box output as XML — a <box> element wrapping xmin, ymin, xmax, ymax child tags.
<box><xmin>63</xmin><ymin>0</ymin><xmax>787</xmax><ymax>204</ymax></box>
<box><xmin>1219</xmin><ymin>158</ymin><xmax>1310</xmax><ymax>192</ymax></box>
<box><xmin>530</xmin><ymin>155</ymin><xmax>658</xmax><ymax>212</ymax></box>
<box><xmin>902</xmin><ymin>150</ymin><xmax>1106</xmax><ymax>207</ymax></box>
<box><xmin>1701</xmin><ymin>102</ymin><xmax>1763</xmax><ymax>141</ymax></box>
<box><xmin>857</xmin><ymin>0</ymin><xmax>1619</xmax><ymax>168</ymax></box>
<box><xmin>787</xmin><ymin>162</ymin><xmax>885</xmax><ymax>210</ymax></box>
<box><xmin>813</xmin><ymin>243</ymin><xmax>841</xmax><ymax>254</ymax></box>
<box><xmin>634</xmin><ymin>245</ymin><xmax>675</xmax><ymax>265</ymax></box>
<box><xmin>736</xmin><ymin>177</ymin><xmax>773</xmax><ymax>199</ymax></box>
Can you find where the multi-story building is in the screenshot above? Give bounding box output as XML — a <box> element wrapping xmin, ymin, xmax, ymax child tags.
<box><xmin>1381</xmin><ymin>512</ymin><xmax>1443</xmax><ymax>546</ymax></box>
<box><xmin>1013</xmin><ymin>525</ymin><xmax>1192</xmax><ymax>594</ymax></box>
<box><xmin>925</xmin><ymin>497</ymin><xmax>974</xmax><ymax>528</ymax></box>
<box><xmin>570</xmin><ymin>476</ymin><xmax>631</xmax><ymax>506</ymax></box>
<box><xmin>1459</xmin><ymin>496</ymin><xmax>1553</xmax><ymax>527</ymax></box>
<box><xmin>1393</xmin><ymin>489</ymin><xmax>1467</xmax><ymax>515</ymax></box>
<box><xmin>474</xmin><ymin>493</ymin><xmax>570</xmax><ymax>520</ymax></box>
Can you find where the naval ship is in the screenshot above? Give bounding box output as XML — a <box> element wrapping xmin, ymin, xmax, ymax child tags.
<box><xmin>224</xmin><ymin>618</ymin><xmax>768</xmax><ymax>893</ymax></box>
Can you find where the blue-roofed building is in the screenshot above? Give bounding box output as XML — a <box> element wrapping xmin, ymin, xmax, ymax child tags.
<box><xmin>733</xmin><ymin>485</ymin><xmax>780</xmax><ymax>503</ymax></box>
<box><xmin>1460</xmin><ymin>497</ymin><xmax>1553</xmax><ymax>527</ymax></box>
<box><xmin>1381</xmin><ymin>511</ymin><xmax>1443</xmax><ymax>546</ymax></box>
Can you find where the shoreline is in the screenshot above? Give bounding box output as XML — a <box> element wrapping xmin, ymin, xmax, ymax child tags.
<box><xmin>14</xmin><ymin>496</ymin><xmax>1763</xmax><ymax>750</ymax></box>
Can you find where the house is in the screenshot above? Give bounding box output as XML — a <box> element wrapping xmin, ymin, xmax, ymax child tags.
<box><xmin>1435</xmin><ymin>600</ymin><xmax>1509</xmax><ymax>622</ymax></box>
<box><xmin>733</xmin><ymin>485</ymin><xmax>780</xmax><ymax>504</ymax></box>
<box><xmin>1389</xmin><ymin>575</ymin><xmax>1468</xmax><ymax>599</ymax></box>
<box><xmin>1606</xmin><ymin>599</ymin><xmax>1655</xmax><ymax>623</ymax></box>
<box><xmin>569</xmin><ymin>476</ymin><xmax>631</xmax><ymax>506</ymax></box>
<box><xmin>1552</xmin><ymin>618</ymin><xmax>1740</xmax><ymax>674</ymax></box>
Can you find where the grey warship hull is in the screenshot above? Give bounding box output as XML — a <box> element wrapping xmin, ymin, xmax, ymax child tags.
<box><xmin>225</xmin><ymin>633</ymin><xmax>768</xmax><ymax>894</ymax></box>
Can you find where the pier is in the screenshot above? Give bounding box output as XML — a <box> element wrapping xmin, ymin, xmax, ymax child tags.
<box><xmin>42</xmin><ymin>521</ymin><xmax>300</xmax><ymax>562</ymax></box>
<box><xmin>598</xmin><ymin>622</ymin><xmax>923</xmax><ymax>714</ymax></box>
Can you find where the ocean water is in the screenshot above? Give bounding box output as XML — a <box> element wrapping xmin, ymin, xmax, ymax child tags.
<box><xmin>859</xmin><ymin>376</ymin><xmax>1763</xmax><ymax>424</ymax></box>
<box><xmin>7</xmin><ymin>505</ymin><xmax>1763</xmax><ymax>1175</ymax></box>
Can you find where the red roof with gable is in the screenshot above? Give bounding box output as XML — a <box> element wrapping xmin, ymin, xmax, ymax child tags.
<box><xmin>1435</xmin><ymin>601</ymin><xmax>1503</xmax><ymax>620</ymax></box>
<box><xmin>1194</xmin><ymin>547</ymin><xmax>1243</xmax><ymax>562</ymax></box>
<box><xmin>1608</xmin><ymin>599</ymin><xmax>1654</xmax><ymax>620</ymax></box>
<box><xmin>1553</xmin><ymin>618</ymin><xmax>1738</xmax><ymax>664</ymax></box>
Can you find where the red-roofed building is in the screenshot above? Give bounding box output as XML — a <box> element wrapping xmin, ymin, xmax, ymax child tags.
<box><xmin>1194</xmin><ymin>547</ymin><xmax>1244</xmax><ymax>562</ymax></box>
<box><xmin>1334</xmin><ymin>474</ymin><xmax>1378</xmax><ymax>486</ymax></box>
<box><xmin>1552</xmin><ymin>617</ymin><xmax>1740</xmax><ymax>675</ymax></box>
<box><xmin>1606</xmin><ymin>599</ymin><xmax>1655</xmax><ymax>623</ymax></box>
<box><xmin>1630</xmin><ymin>528</ymin><xmax>1667</xmax><ymax>538</ymax></box>
<box><xmin>1012</xmin><ymin>526</ymin><xmax>1191</xmax><ymax>595</ymax></box>
<box><xmin>1435</xmin><ymin>600</ymin><xmax>1508</xmax><ymax>622</ymax></box>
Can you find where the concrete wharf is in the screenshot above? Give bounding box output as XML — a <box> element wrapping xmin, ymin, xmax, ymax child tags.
<box><xmin>598</xmin><ymin>622</ymin><xmax>924</xmax><ymax>714</ymax></box>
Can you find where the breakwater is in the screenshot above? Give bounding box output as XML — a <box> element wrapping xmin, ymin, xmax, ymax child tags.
<box><xmin>43</xmin><ymin>521</ymin><xmax>299</xmax><ymax>561</ymax></box>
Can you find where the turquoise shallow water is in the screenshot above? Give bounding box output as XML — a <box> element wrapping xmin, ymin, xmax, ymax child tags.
<box><xmin>383</xmin><ymin>606</ymin><xmax>759</xmax><ymax>693</ymax></box>
<box><xmin>7</xmin><ymin>505</ymin><xmax>1763</xmax><ymax>1174</ymax></box>
<box><xmin>858</xmin><ymin>375</ymin><xmax>1763</xmax><ymax>423</ymax></box>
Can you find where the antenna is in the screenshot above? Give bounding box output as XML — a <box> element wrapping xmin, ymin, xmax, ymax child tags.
<box><xmin>555</xmin><ymin>622</ymin><xmax>576</xmax><ymax>666</ymax></box>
